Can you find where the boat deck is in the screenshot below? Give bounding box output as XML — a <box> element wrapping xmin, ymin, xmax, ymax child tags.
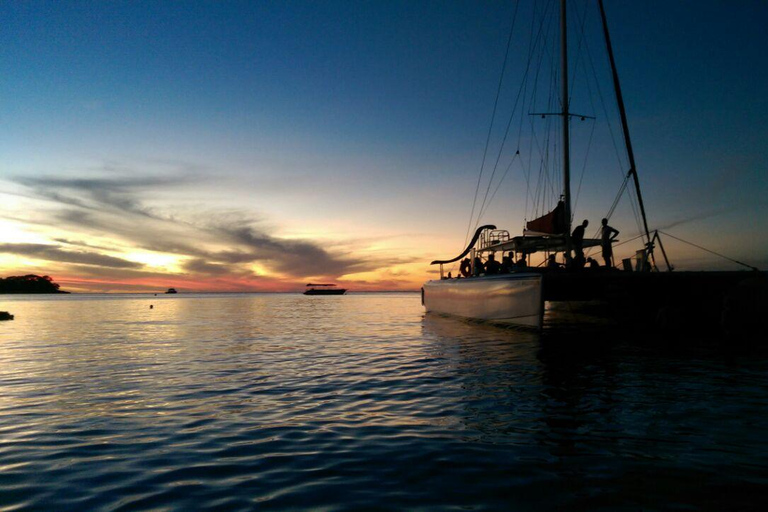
<box><xmin>541</xmin><ymin>270</ymin><xmax>768</xmax><ymax>334</ymax></box>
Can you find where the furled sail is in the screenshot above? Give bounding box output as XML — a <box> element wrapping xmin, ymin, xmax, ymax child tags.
<box><xmin>526</xmin><ymin>201</ymin><xmax>566</xmax><ymax>235</ymax></box>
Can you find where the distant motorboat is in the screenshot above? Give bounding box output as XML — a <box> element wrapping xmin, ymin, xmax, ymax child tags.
<box><xmin>165</xmin><ymin>288</ymin><xmax>178</xmax><ymax>294</ymax></box>
<box><xmin>304</xmin><ymin>283</ymin><xmax>346</xmax><ymax>295</ymax></box>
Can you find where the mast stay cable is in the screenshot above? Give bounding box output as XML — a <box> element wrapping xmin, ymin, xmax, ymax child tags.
<box><xmin>463</xmin><ymin>1</ymin><xmax>521</xmax><ymax>248</ymax></box>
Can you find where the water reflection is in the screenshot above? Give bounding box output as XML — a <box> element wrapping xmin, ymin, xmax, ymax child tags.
<box><xmin>421</xmin><ymin>312</ymin><xmax>768</xmax><ymax>509</ymax></box>
<box><xmin>1</xmin><ymin>294</ymin><xmax>767</xmax><ymax>510</ymax></box>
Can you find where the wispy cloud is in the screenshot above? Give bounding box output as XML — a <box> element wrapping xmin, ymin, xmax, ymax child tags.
<box><xmin>0</xmin><ymin>243</ymin><xmax>142</xmax><ymax>269</ymax></box>
<box><xmin>4</xmin><ymin>164</ymin><xmax>409</xmax><ymax>289</ymax></box>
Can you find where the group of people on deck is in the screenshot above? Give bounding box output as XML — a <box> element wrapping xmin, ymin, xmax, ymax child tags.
<box><xmin>458</xmin><ymin>252</ymin><xmax>529</xmax><ymax>278</ymax></box>
<box><xmin>571</xmin><ymin>217</ymin><xmax>619</xmax><ymax>268</ymax></box>
<box><xmin>451</xmin><ymin>217</ymin><xmax>619</xmax><ymax>278</ymax></box>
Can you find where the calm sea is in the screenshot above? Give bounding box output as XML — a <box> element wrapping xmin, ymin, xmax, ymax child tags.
<box><xmin>1</xmin><ymin>292</ymin><xmax>766</xmax><ymax>511</ymax></box>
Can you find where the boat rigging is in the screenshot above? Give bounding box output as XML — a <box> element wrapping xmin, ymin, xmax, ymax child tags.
<box><xmin>422</xmin><ymin>0</ymin><xmax>765</xmax><ymax>331</ymax></box>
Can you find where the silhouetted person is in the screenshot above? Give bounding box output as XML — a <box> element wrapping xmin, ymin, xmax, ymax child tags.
<box><xmin>601</xmin><ymin>218</ymin><xmax>619</xmax><ymax>268</ymax></box>
<box><xmin>571</xmin><ymin>219</ymin><xmax>588</xmax><ymax>261</ymax></box>
<box><xmin>485</xmin><ymin>253</ymin><xmax>501</xmax><ymax>275</ymax></box>
<box><xmin>515</xmin><ymin>252</ymin><xmax>528</xmax><ymax>269</ymax></box>
<box><xmin>547</xmin><ymin>254</ymin><xmax>561</xmax><ymax>269</ymax></box>
<box><xmin>587</xmin><ymin>257</ymin><xmax>600</xmax><ymax>269</ymax></box>
<box><xmin>500</xmin><ymin>254</ymin><xmax>512</xmax><ymax>274</ymax></box>
<box><xmin>573</xmin><ymin>253</ymin><xmax>586</xmax><ymax>270</ymax></box>
<box><xmin>473</xmin><ymin>255</ymin><xmax>485</xmax><ymax>276</ymax></box>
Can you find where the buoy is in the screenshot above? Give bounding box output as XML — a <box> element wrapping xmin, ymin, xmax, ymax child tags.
<box><xmin>150</xmin><ymin>305</ymin><xmax>153</xmax><ymax>309</ymax></box>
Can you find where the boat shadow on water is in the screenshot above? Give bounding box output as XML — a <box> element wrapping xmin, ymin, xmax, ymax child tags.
<box><xmin>420</xmin><ymin>312</ymin><xmax>768</xmax><ymax>511</ymax></box>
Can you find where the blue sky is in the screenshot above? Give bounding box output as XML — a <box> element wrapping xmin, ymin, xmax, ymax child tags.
<box><xmin>1</xmin><ymin>1</ymin><xmax>766</xmax><ymax>291</ymax></box>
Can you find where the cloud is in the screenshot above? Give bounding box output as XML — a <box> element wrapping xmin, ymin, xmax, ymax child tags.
<box><xmin>5</xmin><ymin>164</ymin><xmax>409</xmax><ymax>287</ymax></box>
<box><xmin>14</xmin><ymin>175</ymin><xmax>180</xmax><ymax>218</ymax></box>
<box><xmin>182</xmin><ymin>258</ymin><xmax>233</xmax><ymax>276</ymax></box>
<box><xmin>0</xmin><ymin>243</ymin><xmax>143</xmax><ymax>269</ymax></box>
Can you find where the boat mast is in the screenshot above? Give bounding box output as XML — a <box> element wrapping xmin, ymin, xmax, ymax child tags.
<box><xmin>561</xmin><ymin>0</ymin><xmax>572</xmax><ymax>263</ymax></box>
<box><xmin>597</xmin><ymin>0</ymin><xmax>653</xmax><ymax>248</ymax></box>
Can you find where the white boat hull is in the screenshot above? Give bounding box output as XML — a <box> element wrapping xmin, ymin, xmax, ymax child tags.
<box><xmin>422</xmin><ymin>273</ymin><xmax>544</xmax><ymax>328</ymax></box>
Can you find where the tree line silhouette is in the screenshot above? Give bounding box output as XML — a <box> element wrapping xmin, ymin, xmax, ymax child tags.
<box><xmin>0</xmin><ymin>275</ymin><xmax>68</xmax><ymax>294</ymax></box>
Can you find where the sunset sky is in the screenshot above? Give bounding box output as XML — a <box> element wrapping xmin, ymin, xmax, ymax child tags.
<box><xmin>2</xmin><ymin>1</ymin><xmax>767</xmax><ymax>293</ymax></box>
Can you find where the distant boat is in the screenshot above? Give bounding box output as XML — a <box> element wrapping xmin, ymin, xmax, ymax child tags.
<box><xmin>165</xmin><ymin>288</ymin><xmax>178</xmax><ymax>294</ymax></box>
<box><xmin>304</xmin><ymin>283</ymin><xmax>347</xmax><ymax>295</ymax></box>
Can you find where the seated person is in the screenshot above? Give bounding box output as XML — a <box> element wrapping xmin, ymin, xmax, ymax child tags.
<box><xmin>473</xmin><ymin>256</ymin><xmax>485</xmax><ymax>276</ymax></box>
<box><xmin>500</xmin><ymin>254</ymin><xmax>512</xmax><ymax>273</ymax></box>
<box><xmin>485</xmin><ymin>253</ymin><xmax>502</xmax><ymax>275</ymax></box>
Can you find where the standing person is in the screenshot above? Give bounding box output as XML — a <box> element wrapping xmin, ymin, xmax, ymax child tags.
<box><xmin>600</xmin><ymin>218</ymin><xmax>620</xmax><ymax>268</ymax></box>
<box><xmin>571</xmin><ymin>219</ymin><xmax>588</xmax><ymax>262</ymax></box>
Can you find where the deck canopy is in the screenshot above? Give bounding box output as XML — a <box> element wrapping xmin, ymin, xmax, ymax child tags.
<box><xmin>481</xmin><ymin>235</ymin><xmax>601</xmax><ymax>255</ymax></box>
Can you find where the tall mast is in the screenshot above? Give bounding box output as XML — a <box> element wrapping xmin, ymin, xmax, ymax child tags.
<box><xmin>561</xmin><ymin>0</ymin><xmax>572</xmax><ymax>261</ymax></box>
<box><xmin>597</xmin><ymin>0</ymin><xmax>652</xmax><ymax>246</ymax></box>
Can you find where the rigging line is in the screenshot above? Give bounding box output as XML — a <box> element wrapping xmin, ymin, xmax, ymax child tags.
<box><xmin>585</xmin><ymin>231</ymin><xmax>645</xmax><ymax>259</ymax></box>
<box><xmin>586</xmin><ymin>230</ymin><xmax>649</xmax><ymax>259</ymax></box>
<box><xmin>580</xmin><ymin>8</ymin><xmax>644</xmax><ymax>234</ymax></box>
<box><xmin>520</xmin><ymin>2</ymin><xmax>548</xmax><ymax>221</ymax></box>
<box><xmin>581</xmin><ymin>18</ymin><xmax>629</xmax><ymax>176</ymax></box>
<box><xmin>571</xmin><ymin>25</ymin><xmax>601</xmax><ymax>216</ymax></box>
<box><xmin>568</xmin><ymin>0</ymin><xmax>591</xmax><ymax>102</ymax></box>
<box><xmin>477</xmin><ymin>153</ymin><xmax>520</xmax><ymax>222</ymax></box>
<box><xmin>474</xmin><ymin>4</ymin><xmax>531</xmax><ymax>229</ymax></box>
<box><xmin>527</xmin><ymin>5</ymin><xmax>556</xmax><ymax>216</ymax></box>
<box><xmin>463</xmin><ymin>0</ymin><xmax>521</xmax><ymax>246</ymax></box>
<box><xmin>571</xmin><ymin>118</ymin><xmax>597</xmax><ymax>215</ymax></box>
<box><xmin>522</xmin><ymin>0</ymin><xmax>554</xmax><ymax>220</ymax></box>
<box><xmin>526</xmin><ymin>0</ymin><xmax>560</xmax><ymax>221</ymax></box>
<box><xmin>612</xmin><ymin>232</ymin><xmax>645</xmax><ymax>249</ymax></box>
<box><xmin>605</xmin><ymin>172</ymin><xmax>630</xmax><ymax>219</ymax></box>
<box><xmin>473</xmin><ymin>0</ymin><xmax>554</xmax><ymax>231</ymax></box>
<box><xmin>658</xmin><ymin>231</ymin><xmax>759</xmax><ymax>271</ymax></box>
<box><xmin>531</xmin><ymin>10</ymin><xmax>559</xmax><ymax>218</ymax></box>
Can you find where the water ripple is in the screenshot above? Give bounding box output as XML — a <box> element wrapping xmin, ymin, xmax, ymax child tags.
<box><xmin>1</xmin><ymin>293</ymin><xmax>768</xmax><ymax>510</ymax></box>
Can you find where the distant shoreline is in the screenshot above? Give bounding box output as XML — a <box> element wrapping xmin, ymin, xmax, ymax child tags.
<box><xmin>0</xmin><ymin>290</ymin><xmax>418</xmax><ymax>295</ymax></box>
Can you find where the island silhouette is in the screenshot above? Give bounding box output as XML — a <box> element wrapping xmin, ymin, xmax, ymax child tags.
<box><xmin>0</xmin><ymin>275</ymin><xmax>69</xmax><ymax>294</ymax></box>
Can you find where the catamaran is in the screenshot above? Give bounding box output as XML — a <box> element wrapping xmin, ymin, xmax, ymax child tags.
<box><xmin>422</xmin><ymin>0</ymin><xmax>764</xmax><ymax>332</ymax></box>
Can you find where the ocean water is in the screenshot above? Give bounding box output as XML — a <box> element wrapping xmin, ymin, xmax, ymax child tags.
<box><xmin>1</xmin><ymin>292</ymin><xmax>767</xmax><ymax>511</ymax></box>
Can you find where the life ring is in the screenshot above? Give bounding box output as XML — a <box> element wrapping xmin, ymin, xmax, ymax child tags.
<box><xmin>460</xmin><ymin>259</ymin><xmax>471</xmax><ymax>277</ymax></box>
